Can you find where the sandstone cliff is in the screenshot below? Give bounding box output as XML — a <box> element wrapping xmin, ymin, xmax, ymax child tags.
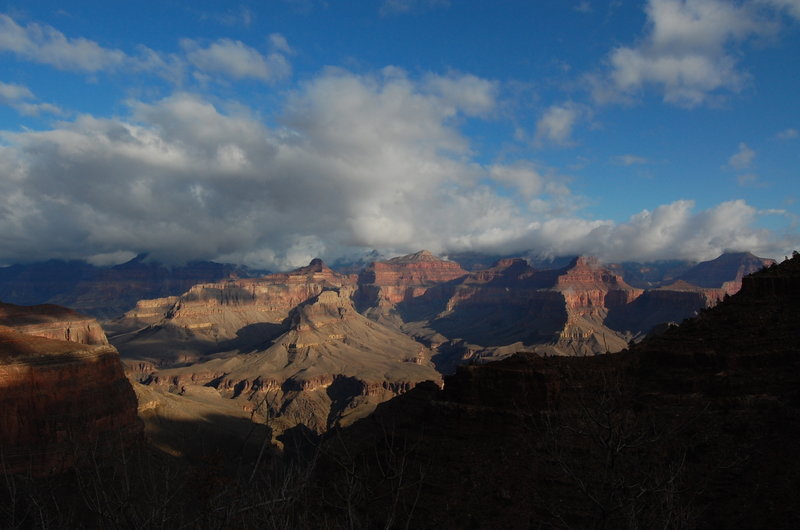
<box><xmin>141</xmin><ymin>288</ymin><xmax>440</xmax><ymax>437</ymax></box>
<box><xmin>0</xmin><ymin>326</ymin><xmax>141</xmax><ymax>475</ymax></box>
<box><xmin>400</xmin><ymin>256</ymin><xmax>642</xmax><ymax>362</ymax></box>
<box><xmin>355</xmin><ymin>250</ymin><xmax>467</xmax><ymax>311</ymax></box>
<box><xmin>112</xmin><ymin>259</ymin><xmax>355</xmax><ymax>365</ymax></box>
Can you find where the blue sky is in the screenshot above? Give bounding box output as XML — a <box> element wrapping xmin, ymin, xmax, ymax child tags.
<box><xmin>0</xmin><ymin>0</ymin><xmax>798</xmax><ymax>268</ymax></box>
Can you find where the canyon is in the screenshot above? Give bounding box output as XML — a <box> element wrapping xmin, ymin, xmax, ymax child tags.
<box><xmin>106</xmin><ymin>249</ymin><xmax>773</xmax><ymax>441</ymax></box>
<box><xmin>0</xmin><ymin>249</ymin><xmax>774</xmax><ymax>470</ymax></box>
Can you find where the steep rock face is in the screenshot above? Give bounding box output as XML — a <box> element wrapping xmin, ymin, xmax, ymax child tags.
<box><xmin>144</xmin><ymin>288</ymin><xmax>440</xmax><ymax>436</ymax></box>
<box><xmin>0</xmin><ymin>302</ymin><xmax>108</xmax><ymax>345</ymax></box>
<box><xmin>356</xmin><ymin>250</ymin><xmax>467</xmax><ymax>309</ymax></box>
<box><xmin>112</xmin><ymin>259</ymin><xmax>355</xmax><ymax>364</ymax></box>
<box><xmin>404</xmin><ymin>256</ymin><xmax>641</xmax><ymax>358</ymax></box>
<box><xmin>554</xmin><ymin>256</ymin><xmax>643</xmax><ymax>315</ymax></box>
<box><xmin>0</xmin><ymin>326</ymin><xmax>141</xmax><ymax>475</ymax></box>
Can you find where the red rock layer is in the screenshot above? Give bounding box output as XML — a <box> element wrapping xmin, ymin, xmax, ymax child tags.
<box><xmin>357</xmin><ymin>250</ymin><xmax>467</xmax><ymax>306</ymax></box>
<box><xmin>553</xmin><ymin>256</ymin><xmax>643</xmax><ymax>316</ymax></box>
<box><xmin>0</xmin><ymin>326</ymin><xmax>141</xmax><ymax>475</ymax></box>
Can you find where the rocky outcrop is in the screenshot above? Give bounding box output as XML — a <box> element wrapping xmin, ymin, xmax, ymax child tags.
<box><xmin>403</xmin><ymin>256</ymin><xmax>642</xmax><ymax>359</ymax></box>
<box><xmin>0</xmin><ymin>302</ymin><xmax>108</xmax><ymax>345</ymax></box>
<box><xmin>0</xmin><ymin>326</ymin><xmax>141</xmax><ymax>476</ymax></box>
<box><xmin>143</xmin><ymin>288</ymin><xmax>440</xmax><ymax>437</ymax></box>
<box><xmin>112</xmin><ymin>259</ymin><xmax>355</xmax><ymax>364</ymax></box>
<box><xmin>356</xmin><ymin>250</ymin><xmax>467</xmax><ymax>309</ymax></box>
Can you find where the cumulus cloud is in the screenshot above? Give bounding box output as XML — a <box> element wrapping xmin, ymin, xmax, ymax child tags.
<box><xmin>182</xmin><ymin>38</ymin><xmax>291</xmax><ymax>82</ymax></box>
<box><xmin>0</xmin><ymin>81</ymin><xmax>64</xmax><ymax>116</ymax></box>
<box><xmin>535</xmin><ymin>102</ymin><xmax>585</xmax><ymax>146</ymax></box>
<box><xmin>0</xmin><ymin>69</ymin><xmax>792</xmax><ymax>268</ymax></box>
<box><xmin>727</xmin><ymin>142</ymin><xmax>756</xmax><ymax>170</ymax></box>
<box><xmin>595</xmin><ymin>0</ymin><xmax>771</xmax><ymax>107</ymax></box>
<box><xmin>423</xmin><ymin>72</ymin><xmax>497</xmax><ymax>116</ymax></box>
<box><xmin>0</xmin><ymin>14</ymin><xmax>127</xmax><ymax>72</ymax></box>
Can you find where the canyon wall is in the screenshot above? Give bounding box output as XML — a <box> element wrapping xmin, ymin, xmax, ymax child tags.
<box><xmin>0</xmin><ymin>326</ymin><xmax>141</xmax><ymax>475</ymax></box>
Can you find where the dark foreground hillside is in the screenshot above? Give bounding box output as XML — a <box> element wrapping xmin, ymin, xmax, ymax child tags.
<box><xmin>1</xmin><ymin>253</ymin><xmax>798</xmax><ymax>528</ymax></box>
<box><xmin>303</xmin><ymin>252</ymin><xmax>800</xmax><ymax>528</ymax></box>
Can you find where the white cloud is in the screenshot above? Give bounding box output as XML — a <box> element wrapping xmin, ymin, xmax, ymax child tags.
<box><xmin>0</xmin><ymin>14</ymin><xmax>126</xmax><ymax>72</ymax></box>
<box><xmin>614</xmin><ymin>154</ymin><xmax>650</xmax><ymax>166</ymax></box>
<box><xmin>423</xmin><ymin>72</ymin><xmax>497</xmax><ymax>117</ymax></box>
<box><xmin>574</xmin><ymin>2</ymin><xmax>592</xmax><ymax>13</ymax></box>
<box><xmin>596</xmin><ymin>0</ymin><xmax>772</xmax><ymax>107</ymax></box>
<box><xmin>380</xmin><ymin>0</ymin><xmax>450</xmax><ymax>16</ymax></box>
<box><xmin>727</xmin><ymin>142</ymin><xmax>756</xmax><ymax>170</ymax></box>
<box><xmin>737</xmin><ymin>173</ymin><xmax>763</xmax><ymax>187</ymax></box>
<box><xmin>0</xmin><ymin>81</ymin><xmax>33</xmax><ymax>102</ymax></box>
<box><xmin>489</xmin><ymin>164</ymin><xmax>545</xmax><ymax>198</ymax></box>
<box><xmin>269</xmin><ymin>33</ymin><xmax>293</xmax><ymax>55</ymax></box>
<box><xmin>0</xmin><ymin>81</ymin><xmax>64</xmax><ymax>116</ymax></box>
<box><xmin>535</xmin><ymin>102</ymin><xmax>585</xmax><ymax>146</ymax></box>
<box><xmin>0</xmin><ymin>69</ymin><xmax>793</xmax><ymax>268</ymax></box>
<box><xmin>182</xmin><ymin>38</ymin><xmax>291</xmax><ymax>82</ymax></box>
<box><xmin>776</xmin><ymin>128</ymin><xmax>798</xmax><ymax>139</ymax></box>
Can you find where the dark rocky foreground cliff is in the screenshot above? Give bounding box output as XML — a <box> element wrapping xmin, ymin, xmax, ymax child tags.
<box><xmin>296</xmin><ymin>252</ymin><xmax>800</xmax><ymax>528</ymax></box>
<box><xmin>0</xmin><ymin>303</ymin><xmax>142</xmax><ymax>476</ymax></box>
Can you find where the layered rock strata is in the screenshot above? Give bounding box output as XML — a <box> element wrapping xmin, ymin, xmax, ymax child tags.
<box><xmin>355</xmin><ymin>250</ymin><xmax>467</xmax><ymax>310</ymax></box>
<box><xmin>403</xmin><ymin>256</ymin><xmax>643</xmax><ymax>361</ymax></box>
<box><xmin>0</xmin><ymin>326</ymin><xmax>141</xmax><ymax>475</ymax></box>
<box><xmin>0</xmin><ymin>302</ymin><xmax>108</xmax><ymax>345</ymax></box>
<box><xmin>112</xmin><ymin>259</ymin><xmax>355</xmax><ymax>364</ymax></box>
<box><xmin>142</xmin><ymin>288</ymin><xmax>440</xmax><ymax>436</ymax></box>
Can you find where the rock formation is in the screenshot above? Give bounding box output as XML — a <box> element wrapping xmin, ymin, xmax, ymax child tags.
<box><xmin>0</xmin><ymin>301</ymin><xmax>108</xmax><ymax>345</ymax></box>
<box><xmin>140</xmin><ymin>288</ymin><xmax>440</xmax><ymax>436</ymax></box>
<box><xmin>400</xmin><ymin>256</ymin><xmax>643</xmax><ymax>364</ymax></box>
<box><xmin>355</xmin><ymin>250</ymin><xmax>467</xmax><ymax>311</ymax></box>
<box><xmin>112</xmin><ymin>259</ymin><xmax>355</xmax><ymax>365</ymax></box>
<box><xmin>0</xmin><ymin>304</ymin><xmax>141</xmax><ymax>476</ymax></box>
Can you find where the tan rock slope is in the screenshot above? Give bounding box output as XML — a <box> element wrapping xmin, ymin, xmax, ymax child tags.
<box><xmin>142</xmin><ymin>288</ymin><xmax>440</xmax><ymax>435</ymax></box>
<box><xmin>0</xmin><ymin>303</ymin><xmax>141</xmax><ymax>475</ymax></box>
<box><xmin>112</xmin><ymin>259</ymin><xmax>355</xmax><ymax>365</ymax></box>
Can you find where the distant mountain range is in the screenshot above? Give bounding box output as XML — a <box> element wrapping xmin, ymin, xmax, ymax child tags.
<box><xmin>0</xmin><ymin>254</ymin><xmax>266</xmax><ymax>319</ymax></box>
